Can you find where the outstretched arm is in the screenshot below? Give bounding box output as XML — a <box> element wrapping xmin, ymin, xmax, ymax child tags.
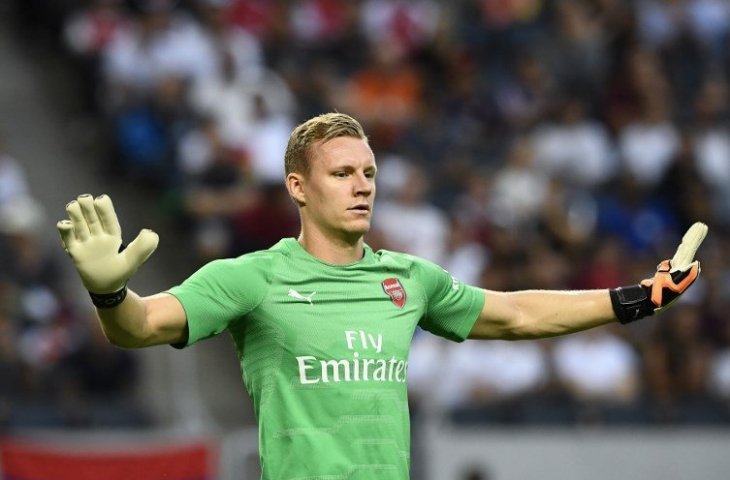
<box><xmin>469</xmin><ymin>289</ymin><xmax>614</xmax><ymax>340</ymax></box>
<box><xmin>58</xmin><ymin>194</ymin><xmax>188</xmax><ymax>348</ymax></box>
<box><xmin>469</xmin><ymin>222</ymin><xmax>708</xmax><ymax>340</ymax></box>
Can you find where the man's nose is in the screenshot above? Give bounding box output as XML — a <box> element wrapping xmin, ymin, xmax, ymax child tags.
<box><xmin>353</xmin><ymin>173</ymin><xmax>373</xmax><ymax>195</ymax></box>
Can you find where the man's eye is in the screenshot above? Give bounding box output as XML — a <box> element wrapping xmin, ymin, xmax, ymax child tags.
<box><xmin>334</xmin><ymin>172</ymin><xmax>348</xmax><ymax>178</ymax></box>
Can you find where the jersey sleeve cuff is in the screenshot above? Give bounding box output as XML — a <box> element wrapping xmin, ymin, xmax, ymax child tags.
<box><xmin>454</xmin><ymin>285</ymin><xmax>486</xmax><ymax>342</ymax></box>
<box><xmin>164</xmin><ymin>288</ymin><xmax>197</xmax><ymax>349</ymax></box>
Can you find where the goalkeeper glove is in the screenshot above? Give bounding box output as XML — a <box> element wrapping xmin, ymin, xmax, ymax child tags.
<box><xmin>57</xmin><ymin>194</ymin><xmax>158</xmax><ymax>308</ymax></box>
<box><xmin>610</xmin><ymin>222</ymin><xmax>707</xmax><ymax>324</ymax></box>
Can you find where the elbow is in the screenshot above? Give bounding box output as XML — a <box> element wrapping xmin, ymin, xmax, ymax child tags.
<box><xmin>502</xmin><ymin>316</ymin><xmax>541</xmax><ymax>340</ymax></box>
<box><xmin>475</xmin><ymin>290</ymin><xmax>563</xmax><ymax>340</ymax></box>
<box><xmin>500</xmin><ymin>301</ymin><xmax>556</xmax><ymax>340</ymax></box>
<box><xmin>496</xmin><ymin>295</ymin><xmax>536</xmax><ymax>339</ymax></box>
<box><xmin>506</xmin><ymin>311</ymin><xmax>567</xmax><ymax>340</ymax></box>
<box><xmin>478</xmin><ymin>308</ymin><xmax>541</xmax><ymax>340</ymax></box>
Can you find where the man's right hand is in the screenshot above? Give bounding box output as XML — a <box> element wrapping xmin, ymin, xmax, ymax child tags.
<box><xmin>57</xmin><ymin>194</ymin><xmax>158</xmax><ymax>294</ymax></box>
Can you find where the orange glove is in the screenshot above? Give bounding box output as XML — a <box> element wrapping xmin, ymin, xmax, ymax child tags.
<box><xmin>610</xmin><ymin>222</ymin><xmax>707</xmax><ymax>324</ymax></box>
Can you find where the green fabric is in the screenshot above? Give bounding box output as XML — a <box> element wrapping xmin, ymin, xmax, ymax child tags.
<box><xmin>167</xmin><ymin>238</ymin><xmax>484</xmax><ymax>479</ymax></box>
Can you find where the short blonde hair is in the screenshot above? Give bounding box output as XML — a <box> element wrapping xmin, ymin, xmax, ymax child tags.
<box><xmin>284</xmin><ymin>113</ymin><xmax>367</xmax><ymax>176</ymax></box>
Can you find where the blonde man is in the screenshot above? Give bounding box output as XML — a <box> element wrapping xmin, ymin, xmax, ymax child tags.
<box><xmin>58</xmin><ymin>113</ymin><xmax>705</xmax><ymax>480</ymax></box>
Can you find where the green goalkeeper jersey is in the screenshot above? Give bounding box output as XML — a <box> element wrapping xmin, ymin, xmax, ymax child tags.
<box><xmin>168</xmin><ymin>238</ymin><xmax>484</xmax><ymax>480</ymax></box>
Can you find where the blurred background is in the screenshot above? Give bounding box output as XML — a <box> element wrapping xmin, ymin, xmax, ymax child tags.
<box><xmin>1</xmin><ymin>0</ymin><xmax>730</xmax><ymax>479</ymax></box>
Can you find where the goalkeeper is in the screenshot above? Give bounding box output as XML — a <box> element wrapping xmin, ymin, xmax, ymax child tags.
<box><xmin>57</xmin><ymin>113</ymin><xmax>706</xmax><ymax>480</ymax></box>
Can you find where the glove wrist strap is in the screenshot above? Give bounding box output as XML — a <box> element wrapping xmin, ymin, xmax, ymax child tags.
<box><xmin>609</xmin><ymin>285</ymin><xmax>655</xmax><ymax>324</ymax></box>
<box><xmin>89</xmin><ymin>285</ymin><xmax>128</xmax><ymax>309</ymax></box>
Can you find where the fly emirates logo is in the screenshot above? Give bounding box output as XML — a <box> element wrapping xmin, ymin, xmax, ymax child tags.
<box><xmin>296</xmin><ymin>330</ymin><xmax>408</xmax><ymax>385</ymax></box>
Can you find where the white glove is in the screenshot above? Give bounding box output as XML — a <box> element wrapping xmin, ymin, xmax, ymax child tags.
<box><xmin>670</xmin><ymin>221</ymin><xmax>708</xmax><ymax>273</ymax></box>
<box><xmin>57</xmin><ymin>194</ymin><xmax>158</xmax><ymax>294</ymax></box>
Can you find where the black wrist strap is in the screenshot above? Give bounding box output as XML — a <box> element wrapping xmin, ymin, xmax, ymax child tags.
<box><xmin>89</xmin><ymin>285</ymin><xmax>128</xmax><ymax>309</ymax></box>
<box><xmin>609</xmin><ymin>285</ymin><xmax>655</xmax><ymax>324</ymax></box>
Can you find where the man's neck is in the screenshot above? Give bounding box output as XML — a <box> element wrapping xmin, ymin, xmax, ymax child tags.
<box><xmin>297</xmin><ymin>229</ymin><xmax>365</xmax><ymax>265</ymax></box>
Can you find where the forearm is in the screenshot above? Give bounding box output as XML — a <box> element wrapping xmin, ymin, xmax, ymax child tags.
<box><xmin>470</xmin><ymin>289</ymin><xmax>616</xmax><ymax>340</ymax></box>
<box><xmin>95</xmin><ymin>289</ymin><xmax>152</xmax><ymax>348</ymax></box>
<box><xmin>95</xmin><ymin>291</ymin><xmax>188</xmax><ymax>348</ymax></box>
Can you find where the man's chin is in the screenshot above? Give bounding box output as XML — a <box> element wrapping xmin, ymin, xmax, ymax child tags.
<box><xmin>344</xmin><ymin>220</ymin><xmax>371</xmax><ymax>238</ymax></box>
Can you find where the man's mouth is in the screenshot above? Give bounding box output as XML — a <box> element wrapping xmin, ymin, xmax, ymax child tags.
<box><xmin>348</xmin><ymin>204</ymin><xmax>371</xmax><ymax>212</ymax></box>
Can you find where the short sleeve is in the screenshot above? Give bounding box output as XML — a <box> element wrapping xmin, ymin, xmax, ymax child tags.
<box><xmin>413</xmin><ymin>257</ymin><xmax>485</xmax><ymax>342</ymax></box>
<box><xmin>166</xmin><ymin>254</ymin><xmax>271</xmax><ymax>347</ymax></box>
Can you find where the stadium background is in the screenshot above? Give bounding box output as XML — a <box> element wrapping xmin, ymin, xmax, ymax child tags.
<box><xmin>1</xmin><ymin>0</ymin><xmax>729</xmax><ymax>478</ymax></box>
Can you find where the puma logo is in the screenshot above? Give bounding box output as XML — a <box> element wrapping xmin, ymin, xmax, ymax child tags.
<box><xmin>288</xmin><ymin>289</ymin><xmax>317</xmax><ymax>305</ymax></box>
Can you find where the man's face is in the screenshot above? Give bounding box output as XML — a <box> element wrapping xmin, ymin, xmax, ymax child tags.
<box><xmin>292</xmin><ymin>136</ymin><xmax>377</xmax><ymax>242</ymax></box>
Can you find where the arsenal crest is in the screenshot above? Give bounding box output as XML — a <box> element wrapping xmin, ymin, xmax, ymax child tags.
<box><xmin>382</xmin><ymin>278</ymin><xmax>407</xmax><ymax>308</ymax></box>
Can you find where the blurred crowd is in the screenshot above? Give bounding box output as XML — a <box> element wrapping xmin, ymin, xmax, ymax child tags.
<box><xmin>4</xmin><ymin>0</ymin><xmax>730</xmax><ymax>427</ymax></box>
<box><xmin>0</xmin><ymin>141</ymin><xmax>144</xmax><ymax>430</ymax></box>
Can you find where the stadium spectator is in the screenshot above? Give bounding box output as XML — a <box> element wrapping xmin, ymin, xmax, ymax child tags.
<box><xmin>372</xmin><ymin>157</ymin><xmax>449</xmax><ymax>263</ymax></box>
<box><xmin>62</xmin><ymin>0</ymin><xmax>129</xmax><ymax>113</ymax></box>
<box><xmin>487</xmin><ymin>136</ymin><xmax>549</xmax><ymax>231</ymax></box>
<box><xmin>177</xmin><ymin>115</ymin><xmax>254</xmax><ymax>261</ymax></box>
<box><xmin>691</xmin><ymin>77</ymin><xmax>730</xmax><ymax>226</ymax></box>
<box><xmin>187</xmin><ymin>55</ymin><xmax>295</xmax><ymax>175</ymax></box>
<box><xmin>655</xmin><ymin>130</ymin><xmax>714</xmax><ymax>236</ymax></box>
<box><xmin>407</xmin><ymin>332</ymin><xmax>458</xmax><ymax>412</ymax></box>
<box><xmin>595</xmin><ymin>171</ymin><xmax>679</xmax><ymax>255</ymax></box>
<box><xmin>193</xmin><ymin>0</ymin><xmax>264</xmax><ymax>79</ymax></box>
<box><xmin>708</xmin><ymin>317</ymin><xmax>730</xmax><ymax>396</ymax></box>
<box><xmin>226</xmin><ymin>0</ymin><xmax>284</xmax><ymax>43</ymax></box>
<box><xmin>708</xmin><ymin>317</ymin><xmax>730</xmax><ymax>413</ymax></box>
<box><xmin>241</xmin><ymin>94</ymin><xmax>296</xmax><ymax>185</ymax></box>
<box><xmin>551</xmin><ymin>327</ymin><xmax>640</xmax><ymax>422</ymax></box>
<box><xmin>441</xmin><ymin>215</ymin><xmax>490</xmax><ymax>289</ymax></box>
<box><xmin>0</xmin><ymin>298</ymin><xmax>21</xmax><ymax>430</ymax></box>
<box><xmin>289</xmin><ymin>0</ymin><xmax>357</xmax><ymax>48</ymax></box>
<box><xmin>642</xmin><ymin>304</ymin><xmax>715</xmax><ymax>423</ymax></box>
<box><xmin>101</xmin><ymin>2</ymin><xmax>203</xmax><ymax>105</ymax></box>
<box><xmin>531</xmin><ymin>95</ymin><xmax>617</xmax><ymax>189</ymax></box>
<box><xmin>493</xmin><ymin>50</ymin><xmax>557</xmax><ymax>132</ymax></box>
<box><xmin>450</xmin><ymin>339</ymin><xmax>550</xmax><ymax>424</ymax></box>
<box><xmin>359</xmin><ymin>0</ymin><xmax>441</xmax><ymax>56</ymax></box>
<box><xmin>544</xmin><ymin>0</ymin><xmax>610</xmax><ymax>97</ymax></box>
<box><xmin>0</xmin><ymin>143</ymin><xmax>30</xmax><ymax>208</ymax></box>
<box><xmin>618</xmin><ymin>93</ymin><xmax>680</xmax><ymax>189</ymax></box>
<box><xmin>333</xmin><ymin>38</ymin><xmax>424</xmax><ymax>148</ymax></box>
<box><xmin>409</xmin><ymin>332</ymin><xmax>550</xmax><ymax>425</ymax></box>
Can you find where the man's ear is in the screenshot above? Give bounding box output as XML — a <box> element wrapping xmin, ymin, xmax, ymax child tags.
<box><xmin>286</xmin><ymin>172</ymin><xmax>306</xmax><ymax>206</ymax></box>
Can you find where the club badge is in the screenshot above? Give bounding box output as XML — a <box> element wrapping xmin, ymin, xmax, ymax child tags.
<box><xmin>382</xmin><ymin>278</ymin><xmax>407</xmax><ymax>308</ymax></box>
